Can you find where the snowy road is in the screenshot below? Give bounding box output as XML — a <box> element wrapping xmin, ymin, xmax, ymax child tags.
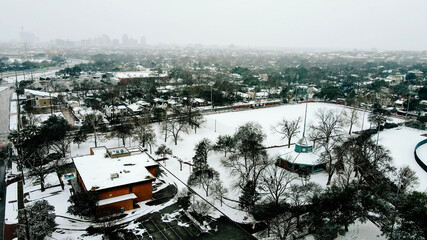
<box><xmin>0</xmin><ymin>88</ymin><xmax>12</xmax><ymax>143</ymax></box>
<box><xmin>0</xmin><ymin>85</ymin><xmax>11</xmax><ymax>240</ymax></box>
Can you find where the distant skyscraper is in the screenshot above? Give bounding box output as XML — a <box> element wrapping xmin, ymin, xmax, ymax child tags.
<box><xmin>122</xmin><ymin>34</ymin><xmax>129</xmax><ymax>46</ymax></box>
<box><xmin>19</xmin><ymin>28</ymin><xmax>37</xmax><ymax>43</ymax></box>
<box><xmin>112</xmin><ymin>39</ymin><xmax>120</xmax><ymax>47</ymax></box>
<box><xmin>140</xmin><ymin>36</ymin><xmax>146</xmax><ymax>46</ymax></box>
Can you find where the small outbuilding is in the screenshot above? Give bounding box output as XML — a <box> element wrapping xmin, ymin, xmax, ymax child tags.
<box><xmin>277</xmin><ymin>138</ymin><xmax>325</xmax><ymax>174</ymax></box>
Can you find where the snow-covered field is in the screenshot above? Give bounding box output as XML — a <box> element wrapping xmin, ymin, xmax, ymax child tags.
<box><xmin>389</xmin><ymin>127</ymin><xmax>427</xmax><ymax>192</ymax></box>
<box><xmin>5</xmin><ymin>102</ymin><xmax>425</xmax><ymax>239</ymax></box>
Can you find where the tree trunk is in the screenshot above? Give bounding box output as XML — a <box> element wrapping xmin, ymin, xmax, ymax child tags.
<box><xmin>288</xmin><ymin>138</ymin><xmax>291</xmax><ymax>148</ymax></box>
<box><xmin>40</xmin><ymin>176</ymin><xmax>45</xmax><ymax>192</ymax></box>
<box><xmin>94</xmin><ymin>131</ymin><xmax>98</xmax><ymax>147</ymax></box>
<box><xmin>20</xmin><ymin>166</ymin><xmax>26</xmax><ymax>185</ymax></box>
<box><xmin>327</xmin><ymin>171</ymin><xmax>333</xmax><ymax>185</ymax></box>
<box><xmin>122</xmin><ymin>137</ymin><xmax>126</xmax><ymax>146</ymax></box>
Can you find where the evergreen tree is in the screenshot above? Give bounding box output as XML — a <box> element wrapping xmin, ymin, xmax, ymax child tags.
<box><xmin>67</xmin><ymin>191</ymin><xmax>98</xmax><ymax>218</ymax></box>
<box><xmin>239</xmin><ymin>180</ymin><xmax>260</xmax><ymax>212</ymax></box>
<box><xmin>155</xmin><ymin>144</ymin><xmax>172</xmax><ymax>158</ymax></box>
<box><xmin>192</xmin><ymin>139</ymin><xmax>211</xmax><ymax>172</ymax></box>
<box><xmin>214</xmin><ymin>135</ymin><xmax>235</xmax><ymax>157</ymax></box>
<box><xmin>16</xmin><ymin>200</ymin><xmax>57</xmax><ymax>240</ymax></box>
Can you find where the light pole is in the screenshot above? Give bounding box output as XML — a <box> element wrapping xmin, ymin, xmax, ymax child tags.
<box><xmin>210</xmin><ymin>84</ymin><xmax>213</xmax><ymax>110</ymax></box>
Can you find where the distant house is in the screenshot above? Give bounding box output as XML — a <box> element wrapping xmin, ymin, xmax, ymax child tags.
<box><xmin>104</xmin><ymin>105</ymin><xmax>128</xmax><ymax>118</ymax></box>
<box><xmin>72</xmin><ymin>146</ymin><xmax>158</xmax><ymax>217</ymax></box>
<box><xmin>72</xmin><ymin>107</ymin><xmax>104</xmax><ymax>125</ymax></box>
<box><xmin>24</xmin><ymin>89</ymin><xmax>58</xmax><ymax>108</ymax></box>
<box><xmin>408</xmin><ymin>70</ymin><xmax>423</xmax><ymax>78</ymax></box>
<box><xmin>387</xmin><ymin>73</ymin><xmax>405</xmax><ymax>84</ymax></box>
<box><xmin>114</xmin><ymin>71</ymin><xmax>156</xmax><ymax>83</ymax></box>
<box><xmin>394</xmin><ymin>99</ymin><xmax>405</xmax><ymax>109</ymax></box>
<box><xmin>127</xmin><ymin>101</ymin><xmax>150</xmax><ymax>115</ymax></box>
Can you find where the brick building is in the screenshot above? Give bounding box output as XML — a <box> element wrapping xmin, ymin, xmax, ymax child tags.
<box><xmin>72</xmin><ymin>146</ymin><xmax>158</xmax><ymax>217</ymax></box>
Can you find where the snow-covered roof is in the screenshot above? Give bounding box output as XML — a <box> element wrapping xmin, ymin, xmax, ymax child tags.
<box><xmin>394</xmin><ymin>99</ymin><xmax>404</xmax><ymax>105</ymax></box>
<box><xmin>115</xmin><ymin>71</ymin><xmax>153</xmax><ymax>79</ymax></box>
<box><xmin>127</xmin><ymin>104</ymin><xmax>142</xmax><ymax>112</ymax></box>
<box><xmin>97</xmin><ymin>193</ymin><xmax>137</xmax><ymax>206</ymax></box>
<box><xmin>73</xmin><ymin>147</ymin><xmax>158</xmax><ymax>191</ymax></box>
<box><xmin>24</xmin><ymin>89</ymin><xmax>58</xmax><ymax>98</ymax></box>
<box><xmin>278</xmin><ymin>149</ymin><xmax>321</xmax><ymax>166</ymax></box>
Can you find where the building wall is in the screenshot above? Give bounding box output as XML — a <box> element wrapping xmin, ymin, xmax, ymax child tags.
<box><xmin>131</xmin><ymin>182</ymin><xmax>153</xmax><ymax>202</ymax></box>
<box><xmin>96</xmin><ymin>199</ymin><xmax>134</xmax><ymax>218</ymax></box>
<box><xmin>99</xmin><ymin>186</ymin><xmax>130</xmax><ymax>200</ymax></box>
<box><xmin>147</xmin><ymin>166</ymin><xmax>156</xmax><ymax>176</ymax></box>
<box><xmin>77</xmin><ymin>172</ymin><xmax>87</xmax><ymax>192</ymax></box>
<box><xmin>39</xmin><ymin>99</ymin><xmax>52</xmax><ymax>106</ymax></box>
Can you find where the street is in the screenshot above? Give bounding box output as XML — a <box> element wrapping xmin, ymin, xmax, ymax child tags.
<box><xmin>0</xmin><ymin>58</ymin><xmax>88</xmax><ymax>79</ymax></box>
<box><xmin>0</xmin><ymin>86</ymin><xmax>12</xmax><ymax>239</ymax></box>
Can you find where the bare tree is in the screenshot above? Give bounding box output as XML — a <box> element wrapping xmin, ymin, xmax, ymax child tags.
<box><xmin>84</xmin><ymin>113</ymin><xmax>103</xmax><ymax>147</ymax></box>
<box><xmin>27</xmin><ymin>147</ymin><xmax>50</xmax><ymax>192</ymax></box>
<box><xmin>273</xmin><ymin>117</ymin><xmax>301</xmax><ymax>148</ymax></box>
<box><xmin>336</xmin><ymin>133</ymin><xmax>395</xmax><ymax>185</ymax></box>
<box><xmin>190</xmin><ymin>200</ymin><xmax>213</xmax><ymax>217</ymax></box>
<box><xmin>309</xmin><ymin>108</ymin><xmax>343</xmax><ymax>145</ymax></box>
<box><xmin>287</xmin><ymin>182</ymin><xmax>321</xmax><ymax>228</ymax></box>
<box><xmin>188</xmin><ymin>168</ymin><xmax>220</xmax><ymax>197</ymax></box>
<box><xmin>133</xmin><ymin>117</ymin><xmax>156</xmax><ymax>153</ymax></box>
<box><xmin>343</xmin><ymin>108</ymin><xmax>359</xmax><ymax>135</ymax></box>
<box><xmin>270</xmin><ymin>212</ymin><xmax>298</xmax><ymax>240</ymax></box>
<box><xmin>161</xmin><ymin>107</ymin><xmax>190</xmax><ymax>145</ymax></box>
<box><xmin>259</xmin><ymin>164</ymin><xmax>297</xmax><ymax>206</ymax></box>
<box><xmin>396</xmin><ymin>165</ymin><xmax>419</xmax><ymax>192</ymax></box>
<box><xmin>210</xmin><ymin>181</ymin><xmax>228</xmax><ymax>206</ymax></box>
<box><xmin>309</xmin><ymin>109</ymin><xmax>343</xmax><ymax>185</ymax></box>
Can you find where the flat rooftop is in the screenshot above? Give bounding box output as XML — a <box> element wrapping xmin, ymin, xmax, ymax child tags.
<box><xmin>73</xmin><ymin>146</ymin><xmax>158</xmax><ymax>191</ymax></box>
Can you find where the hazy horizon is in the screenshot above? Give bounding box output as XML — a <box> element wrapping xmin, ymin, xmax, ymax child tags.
<box><xmin>1</xmin><ymin>0</ymin><xmax>427</xmax><ymax>51</ymax></box>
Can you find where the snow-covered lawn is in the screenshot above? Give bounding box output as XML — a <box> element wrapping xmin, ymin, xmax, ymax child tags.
<box><xmin>382</xmin><ymin>127</ymin><xmax>427</xmax><ymax>192</ymax></box>
<box><xmin>6</xmin><ymin>102</ymin><xmax>424</xmax><ymax>239</ymax></box>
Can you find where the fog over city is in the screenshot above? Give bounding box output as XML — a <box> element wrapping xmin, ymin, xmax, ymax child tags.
<box><xmin>1</xmin><ymin>0</ymin><xmax>427</xmax><ymax>50</ymax></box>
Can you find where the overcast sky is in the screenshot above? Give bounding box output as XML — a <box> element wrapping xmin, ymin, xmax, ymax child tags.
<box><xmin>1</xmin><ymin>0</ymin><xmax>426</xmax><ymax>51</ymax></box>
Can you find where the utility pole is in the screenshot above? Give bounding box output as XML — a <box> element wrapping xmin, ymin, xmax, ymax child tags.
<box><xmin>15</xmin><ymin>71</ymin><xmax>21</xmax><ymax>132</ymax></box>
<box><xmin>49</xmin><ymin>91</ymin><xmax>53</xmax><ymax>115</ymax></box>
<box><xmin>405</xmin><ymin>94</ymin><xmax>411</xmax><ymax>122</ymax></box>
<box><xmin>210</xmin><ymin>85</ymin><xmax>213</xmax><ymax>110</ymax></box>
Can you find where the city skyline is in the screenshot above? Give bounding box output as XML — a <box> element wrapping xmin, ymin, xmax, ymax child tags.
<box><xmin>1</xmin><ymin>0</ymin><xmax>427</xmax><ymax>51</ymax></box>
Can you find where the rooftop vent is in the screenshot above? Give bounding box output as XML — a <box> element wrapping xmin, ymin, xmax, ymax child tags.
<box><xmin>110</xmin><ymin>173</ymin><xmax>119</xmax><ymax>180</ymax></box>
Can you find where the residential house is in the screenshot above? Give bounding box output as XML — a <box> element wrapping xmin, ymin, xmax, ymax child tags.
<box><xmin>24</xmin><ymin>89</ymin><xmax>58</xmax><ymax>108</ymax></box>
<box><xmin>73</xmin><ymin>146</ymin><xmax>158</xmax><ymax>217</ymax></box>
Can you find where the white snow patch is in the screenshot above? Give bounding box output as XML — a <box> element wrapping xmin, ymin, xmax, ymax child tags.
<box><xmin>5</xmin><ymin>182</ymin><xmax>18</xmax><ymax>224</ymax></box>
